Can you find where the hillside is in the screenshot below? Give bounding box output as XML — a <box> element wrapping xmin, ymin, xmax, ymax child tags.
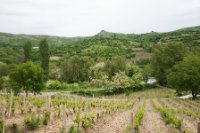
<box><xmin>0</xmin><ymin>25</ymin><xmax>200</xmax><ymax>64</ymax></box>
<box><xmin>0</xmin><ymin>32</ymin><xmax>86</xmax><ymax>46</ymax></box>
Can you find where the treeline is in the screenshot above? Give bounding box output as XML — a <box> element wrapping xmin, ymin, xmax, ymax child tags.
<box><xmin>0</xmin><ymin>38</ymin><xmax>145</xmax><ymax>96</ymax></box>
<box><xmin>61</xmin><ymin>55</ymin><xmax>144</xmax><ymax>93</ymax></box>
<box><xmin>1</xmin><ymin>28</ymin><xmax>200</xmax><ymax>98</ymax></box>
<box><xmin>0</xmin><ymin>39</ymin><xmax>49</xmax><ymax>96</ymax></box>
<box><xmin>151</xmin><ymin>42</ymin><xmax>200</xmax><ymax>99</ymax></box>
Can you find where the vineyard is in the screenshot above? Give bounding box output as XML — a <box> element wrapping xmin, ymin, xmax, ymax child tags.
<box><xmin>0</xmin><ymin>89</ymin><xmax>200</xmax><ymax>133</ymax></box>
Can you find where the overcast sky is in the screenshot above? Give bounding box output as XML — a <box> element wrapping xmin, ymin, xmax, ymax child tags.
<box><xmin>0</xmin><ymin>0</ymin><xmax>200</xmax><ymax>37</ymax></box>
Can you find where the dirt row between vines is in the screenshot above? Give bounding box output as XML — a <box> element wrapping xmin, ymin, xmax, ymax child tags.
<box><xmin>162</xmin><ymin>99</ymin><xmax>199</xmax><ymax>133</ymax></box>
<box><xmin>139</xmin><ymin>99</ymin><xmax>178</xmax><ymax>133</ymax></box>
<box><xmin>30</xmin><ymin>108</ymin><xmax>103</xmax><ymax>133</ymax></box>
<box><xmin>87</xmin><ymin>100</ymin><xmax>142</xmax><ymax>133</ymax></box>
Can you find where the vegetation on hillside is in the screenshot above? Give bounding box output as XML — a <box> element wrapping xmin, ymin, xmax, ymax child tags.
<box><xmin>0</xmin><ymin>25</ymin><xmax>200</xmax><ymax>98</ymax></box>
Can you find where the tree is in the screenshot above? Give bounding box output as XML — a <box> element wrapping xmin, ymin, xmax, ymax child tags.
<box><xmin>24</xmin><ymin>41</ymin><xmax>32</xmax><ymax>62</ymax></box>
<box><xmin>0</xmin><ymin>62</ymin><xmax>9</xmax><ymax>77</ymax></box>
<box><xmin>61</xmin><ymin>56</ymin><xmax>92</xmax><ymax>83</ymax></box>
<box><xmin>105</xmin><ymin>56</ymin><xmax>126</xmax><ymax>79</ymax></box>
<box><xmin>151</xmin><ymin>43</ymin><xmax>187</xmax><ymax>85</ymax></box>
<box><xmin>89</xmin><ymin>62</ymin><xmax>106</xmax><ymax>80</ymax></box>
<box><xmin>112</xmin><ymin>71</ymin><xmax>133</xmax><ymax>89</ymax></box>
<box><xmin>167</xmin><ymin>55</ymin><xmax>200</xmax><ymax>99</ymax></box>
<box><xmin>9</xmin><ymin>61</ymin><xmax>44</xmax><ymax>96</ymax></box>
<box><xmin>112</xmin><ymin>65</ymin><xmax>144</xmax><ymax>90</ymax></box>
<box><xmin>39</xmin><ymin>39</ymin><xmax>49</xmax><ymax>80</ymax></box>
<box><xmin>0</xmin><ymin>77</ymin><xmax>3</xmax><ymax>91</ymax></box>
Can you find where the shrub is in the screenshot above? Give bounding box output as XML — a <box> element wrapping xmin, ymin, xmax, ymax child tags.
<box><xmin>74</xmin><ymin>113</ymin><xmax>82</xmax><ymax>128</ymax></box>
<box><xmin>24</xmin><ymin>114</ymin><xmax>40</xmax><ymax>130</ymax></box>
<box><xmin>42</xmin><ymin>111</ymin><xmax>50</xmax><ymax>125</ymax></box>
<box><xmin>69</xmin><ymin>125</ymin><xmax>80</xmax><ymax>133</ymax></box>
<box><xmin>32</xmin><ymin>99</ymin><xmax>46</xmax><ymax>109</ymax></box>
<box><xmin>47</xmin><ymin>80</ymin><xmax>62</xmax><ymax>90</ymax></box>
<box><xmin>62</xmin><ymin>83</ymin><xmax>79</xmax><ymax>91</ymax></box>
<box><xmin>82</xmin><ymin>119</ymin><xmax>91</xmax><ymax>129</ymax></box>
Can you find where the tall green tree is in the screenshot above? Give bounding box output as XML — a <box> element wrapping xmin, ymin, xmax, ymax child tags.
<box><xmin>61</xmin><ymin>56</ymin><xmax>92</xmax><ymax>83</ymax></box>
<box><xmin>0</xmin><ymin>62</ymin><xmax>9</xmax><ymax>76</ymax></box>
<box><xmin>167</xmin><ymin>55</ymin><xmax>200</xmax><ymax>99</ymax></box>
<box><xmin>105</xmin><ymin>56</ymin><xmax>126</xmax><ymax>79</ymax></box>
<box><xmin>9</xmin><ymin>61</ymin><xmax>44</xmax><ymax>96</ymax></box>
<box><xmin>24</xmin><ymin>41</ymin><xmax>32</xmax><ymax>62</ymax></box>
<box><xmin>0</xmin><ymin>77</ymin><xmax>3</xmax><ymax>91</ymax></box>
<box><xmin>111</xmin><ymin>65</ymin><xmax>144</xmax><ymax>92</ymax></box>
<box><xmin>39</xmin><ymin>39</ymin><xmax>49</xmax><ymax>80</ymax></box>
<box><xmin>151</xmin><ymin>43</ymin><xmax>187</xmax><ymax>85</ymax></box>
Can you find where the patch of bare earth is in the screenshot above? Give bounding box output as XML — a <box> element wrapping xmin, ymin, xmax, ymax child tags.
<box><xmin>6</xmin><ymin>107</ymin><xmax>38</xmax><ymax>125</ymax></box>
<box><xmin>50</xmin><ymin>56</ymin><xmax>61</xmax><ymax>61</ymax></box>
<box><xmin>88</xmin><ymin>100</ymin><xmax>142</xmax><ymax>133</ymax></box>
<box><xmin>134</xmin><ymin>51</ymin><xmax>152</xmax><ymax>61</ymax></box>
<box><xmin>139</xmin><ymin>99</ymin><xmax>177</xmax><ymax>133</ymax></box>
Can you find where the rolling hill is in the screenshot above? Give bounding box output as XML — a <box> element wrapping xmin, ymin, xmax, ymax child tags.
<box><xmin>0</xmin><ymin>25</ymin><xmax>200</xmax><ymax>64</ymax></box>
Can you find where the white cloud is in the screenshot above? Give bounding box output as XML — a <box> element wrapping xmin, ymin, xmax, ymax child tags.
<box><xmin>0</xmin><ymin>0</ymin><xmax>200</xmax><ymax>36</ymax></box>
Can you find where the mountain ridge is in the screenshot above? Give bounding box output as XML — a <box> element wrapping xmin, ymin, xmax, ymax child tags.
<box><xmin>0</xmin><ymin>25</ymin><xmax>200</xmax><ymax>47</ymax></box>
<box><xmin>0</xmin><ymin>25</ymin><xmax>199</xmax><ymax>39</ymax></box>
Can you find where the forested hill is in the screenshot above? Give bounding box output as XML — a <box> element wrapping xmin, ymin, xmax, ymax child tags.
<box><xmin>0</xmin><ymin>25</ymin><xmax>200</xmax><ymax>64</ymax></box>
<box><xmin>0</xmin><ymin>25</ymin><xmax>200</xmax><ymax>46</ymax></box>
<box><xmin>0</xmin><ymin>32</ymin><xmax>86</xmax><ymax>46</ymax></box>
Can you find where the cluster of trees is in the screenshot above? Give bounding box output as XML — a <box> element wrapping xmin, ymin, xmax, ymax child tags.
<box><xmin>23</xmin><ymin>39</ymin><xmax>49</xmax><ymax>80</ymax></box>
<box><xmin>0</xmin><ymin>77</ymin><xmax>3</xmax><ymax>90</ymax></box>
<box><xmin>167</xmin><ymin>55</ymin><xmax>200</xmax><ymax>99</ymax></box>
<box><xmin>151</xmin><ymin>43</ymin><xmax>186</xmax><ymax>85</ymax></box>
<box><xmin>4</xmin><ymin>39</ymin><xmax>50</xmax><ymax>95</ymax></box>
<box><xmin>151</xmin><ymin>42</ymin><xmax>200</xmax><ymax>99</ymax></box>
<box><xmin>0</xmin><ymin>62</ymin><xmax>9</xmax><ymax>91</ymax></box>
<box><xmin>61</xmin><ymin>55</ymin><xmax>144</xmax><ymax>92</ymax></box>
<box><xmin>52</xmin><ymin>37</ymin><xmax>135</xmax><ymax>59</ymax></box>
<box><xmin>61</xmin><ymin>56</ymin><xmax>92</xmax><ymax>83</ymax></box>
<box><xmin>2</xmin><ymin>31</ymin><xmax>200</xmax><ymax>98</ymax></box>
<box><xmin>9</xmin><ymin>61</ymin><xmax>44</xmax><ymax>96</ymax></box>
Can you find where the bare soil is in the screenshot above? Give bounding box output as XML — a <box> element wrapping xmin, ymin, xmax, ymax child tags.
<box><xmin>139</xmin><ymin>99</ymin><xmax>178</xmax><ymax>133</ymax></box>
<box><xmin>88</xmin><ymin>100</ymin><xmax>142</xmax><ymax>133</ymax></box>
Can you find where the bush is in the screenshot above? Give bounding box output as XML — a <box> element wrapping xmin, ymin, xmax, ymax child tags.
<box><xmin>24</xmin><ymin>114</ymin><xmax>40</xmax><ymax>130</ymax></box>
<box><xmin>32</xmin><ymin>99</ymin><xmax>46</xmax><ymax>109</ymax></box>
<box><xmin>62</xmin><ymin>83</ymin><xmax>79</xmax><ymax>91</ymax></box>
<box><xmin>74</xmin><ymin>113</ymin><xmax>82</xmax><ymax>128</ymax></box>
<box><xmin>42</xmin><ymin>111</ymin><xmax>50</xmax><ymax>125</ymax></box>
<box><xmin>46</xmin><ymin>80</ymin><xmax>62</xmax><ymax>90</ymax></box>
<box><xmin>69</xmin><ymin>125</ymin><xmax>80</xmax><ymax>133</ymax></box>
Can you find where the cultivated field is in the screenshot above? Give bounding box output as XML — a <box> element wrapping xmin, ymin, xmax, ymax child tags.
<box><xmin>0</xmin><ymin>88</ymin><xmax>200</xmax><ymax>133</ymax></box>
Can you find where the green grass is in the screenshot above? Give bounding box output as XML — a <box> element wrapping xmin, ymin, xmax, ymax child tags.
<box><xmin>107</xmin><ymin>88</ymin><xmax>175</xmax><ymax>99</ymax></box>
